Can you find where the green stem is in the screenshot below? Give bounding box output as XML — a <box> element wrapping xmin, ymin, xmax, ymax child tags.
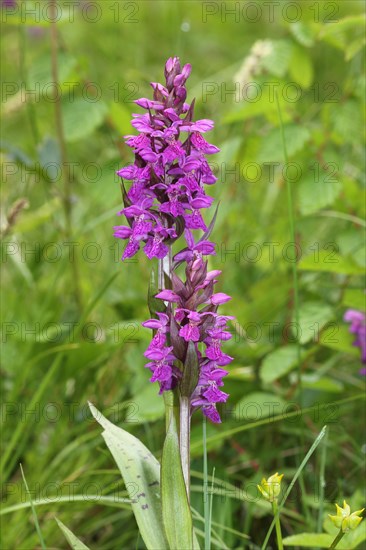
<box><xmin>272</xmin><ymin>501</ymin><xmax>283</xmax><ymax>550</ymax></box>
<box><xmin>203</xmin><ymin>416</ymin><xmax>209</xmax><ymax>549</ymax></box>
<box><xmin>180</xmin><ymin>396</ymin><xmax>191</xmax><ymax>501</ymax></box>
<box><xmin>159</xmin><ymin>253</ymin><xmax>173</xmax><ymax>442</ymax></box>
<box><xmin>20</xmin><ymin>464</ymin><xmax>46</xmax><ymax>549</ymax></box>
<box><xmin>158</xmin><ymin>250</ymin><xmax>192</xmax><ymax>502</ymax></box>
<box><xmin>329</xmin><ymin>530</ymin><xmax>345</xmax><ymax>549</ymax></box>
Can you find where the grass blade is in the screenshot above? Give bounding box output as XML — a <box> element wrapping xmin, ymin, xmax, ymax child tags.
<box><xmin>0</xmin><ymin>495</ymin><xmax>131</xmax><ymax>516</ymax></box>
<box><xmin>317</xmin><ymin>429</ymin><xmax>328</xmax><ymax>534</ymax></box>
<box><xmin>1</xmin><ymin>273</ymin><xmax>119</xmax><ymax>482</ymax></box>
<box><xmin>261</xmin><ymin>426</ymin><xmax>328</xmax><ymax>550</ymax></box>
<box><xmin>191</xmin><ymin>394</ymin><xmax>364</xmax><ymax>451</ymax></box>
<box><xmin>55</xmin><ymin>518</ymin><xmax>90</xmax><ymax>549</ymax></box>
<box><xmin>20</xmin><ymin>464</ymin><xmax>46</xmax><ymax>550</ymax></box>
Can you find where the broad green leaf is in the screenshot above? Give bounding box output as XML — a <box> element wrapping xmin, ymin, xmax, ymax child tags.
<box><xmin>224</xmin><ymin>79</ymin><xmax>293</xmax><ymax>124</ymax></box>
<box><xmin>62</xmin><ymin>98</ymin><xmax>108</xmax><ymax>142</ymax></box>
<box><xmin>319</xmin><ymin>15</ymin><xmax>366</xmax><ymax>53</ymax></box>
<box><xmin>161</xmin><ymin>410</ymin><xmax>194</xmax><ymax>550</ymax></box>
<box><xmin>260</xmin><ymin>345</ymin><xmax>304</xmax><ymax>384</ymax></box>
<box><xmin>235</xmin><ymin>392</ymin><xmax>286</xmax><ymax>420</ymax></box>
<box><xmin>345</xmin><ymin>36</ymin><xmax>366</xmax><ymax>61</ymax></box>
<box><xmin>130</xmin><ymin>383</ymin><xmax>165</xmax><ymax>423</ymax></box>
<box><xmin>289</xmin><ymin>45</ymin><xmax>313</xmax><ymax>88</ymax></box>
<box><xmin>257</xmin><ymin>125</ymin><xmax>310</xmax><ymax>163</ymax></box>
<box><xmin>289</xmin><ymin>22</ymin><xmax>315</xmax><ymax>47</ymax></box>
<box><xmin>260</xmin><ymin>39</ymin><xmax>293</xmax><ymax>78</ymax></box>
<box><xmin>28</xmin><ymin>53</ymin><xmax>77</xmax><ymax>89</ymax></box>
<box><xmin>342</xmin><ymin>289</ymin><xmax>366</xmax><ymax>311</ymax></box>
<box><xmin>293</xmin><ymin>302</ymin><xmax>333</xmax><ymax>344</ymax></box>
<box><xmin>320</xmin><ymin>325</ymin><xmax>359</xmax><ymax>355</ymax></box>
<box><xmin>283</xmin><ymin>533</ymin><xmax>333</xmax><ymax>547</ymax></box>
<box><xmin>338</xmin><ymin>229</ymin><xmax>366</xmax><ymax>267</ymax></box>
<box><xmin>55</xmin><ymin>518</ymin><xmax>90</xmax><ymax>550</ymax></box>
<box><xmin>331</xmin><ymin>101</ymin><xmax>363</xmax><ymax>145</ymax></box>
<box><xmin>298</xmin><ymin>173</ymin><xmax>342</xmax><ymax>215</ymax></box>
<box><xmin>302</xmin><ymin>376</ymin><xmax>343</xmax><ymax>393</ymax></box>
<box><xmin>89</xmin><ymin>403</ymin><xmax>169</xmax><ymax>550</ymax></box>
<box><xmin>298</xmin><ymin>252</ymin><xmax>365</xmax><ymax>275</ymax></box>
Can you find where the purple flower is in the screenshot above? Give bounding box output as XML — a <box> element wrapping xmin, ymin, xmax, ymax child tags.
<box><xmin>144</xmin><ymin>346</ymin><xmax>180</xmax><ymax>393</ymax></box>
<box><xmin>144</xmin><ymin>225</ymin><xmax>176</xmax><ymax>259</ymax></box>
<box><xmin>142</xmin><ymin>313</ymin><xmax>169</xmax><ymax>350</ymax></box>
<box><xmin>174</xmin><ymin>230</ymin><xmax>216</xmax><ymax>263</ymax></box>
<box><xmin>180</xmin><ymin>119</ymin><xmax>215</xmax><ymax>133</ymax></box>
<box><xmin>179</xmin><ymin>311</ymin><xmax>202</xmax><ymax>342</ymax></box>
<box><xmin>344</xmin><ymin>308</ymin><xmax>366</xmax><ymax>369</ymax></box>
<box><xmin>191</xmin><ymin>132</ymin><xmax>220</xmax><ymax>154</ymax></box>
<box><xmin>155</xmin><ymin>289</ymin><xmax>181</xmax><ymax>303</ymax></box>
<box><xmin>2</xmin><ymin>0</ymin><xmax>16</xmax><ymax>8</ymax></box>
<box><xmin>202</xmin><ymin>405</ymin><xmax>221</xmax><ymax>423</ymax></box>
<box><xmin>210</xmin><ymin>293</ymin><xmax>232</xmax><ymax>305</ymax></box>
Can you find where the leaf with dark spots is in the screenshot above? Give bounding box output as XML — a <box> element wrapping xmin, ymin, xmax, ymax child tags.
<box><xmin>89</xmin><ymin>403</ymin><xmax>169</xmax><ymax>550</ymax></box>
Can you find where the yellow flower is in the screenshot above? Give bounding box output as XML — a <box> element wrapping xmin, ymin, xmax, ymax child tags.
<box><xmin>329</xmin><ymin>500</ymin><xmax>364</xmax><ymax>533</ymax></box>
<box><xmin>257</xmin><ymin>472</ymin><xmax>284</xmax><ymax>503</ymax></box>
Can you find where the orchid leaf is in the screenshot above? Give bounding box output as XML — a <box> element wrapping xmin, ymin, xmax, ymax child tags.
<box><xmin>89</xmin><ymin>403</ymin><xmax>169</xmax><ymax>550</ymax></box>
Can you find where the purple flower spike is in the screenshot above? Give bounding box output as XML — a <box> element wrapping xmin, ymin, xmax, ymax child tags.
<box><xmin>115</xmin><ymin>58</ymin><xmax>234</xmax><ymax>423</ymax></box>
<box><xmin>114</xmin><ymin>57</ymin><xmax>221</xmax><ymax>263</ymax></box>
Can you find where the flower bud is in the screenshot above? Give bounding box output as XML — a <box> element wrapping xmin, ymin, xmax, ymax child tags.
<box><xmin>257</xmin><ymin>472</ymin><xmax>283</xmax><ymax>503</ymax></box>
<box><xmin>329</xmin><ymin>500</ymin><xmax>364</xmax><ymax>533</ymax></box>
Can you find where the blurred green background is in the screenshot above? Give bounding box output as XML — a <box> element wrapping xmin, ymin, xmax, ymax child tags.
<box><xmin>1</xmin><ymin>1</ymin><xmax>365</xmax><ymax>548</ymax></box>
